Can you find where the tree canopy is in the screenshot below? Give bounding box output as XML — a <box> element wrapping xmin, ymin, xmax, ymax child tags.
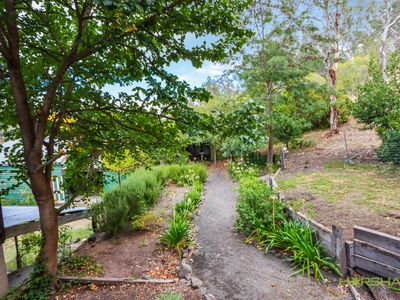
<box><xmin>0</xmin><ymin>0</ymin><xmax>251</xmax><ymax>283</ymax></box>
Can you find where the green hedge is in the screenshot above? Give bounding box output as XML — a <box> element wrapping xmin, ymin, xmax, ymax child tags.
<box><xmin>91</xmin><ymin>164</ymin><xmax>207</xmax><ymax>236</ymax></box>
<box><xmin>377</xmin><ymin>130</ymin><xmax>400</xmax><ymax>165</ymax></box>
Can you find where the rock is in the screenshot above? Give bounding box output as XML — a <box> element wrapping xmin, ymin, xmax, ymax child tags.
<box><xmin>141</xmin><ymin>274</ymin><xmax>151</xmax><ymax>280</ymax></box>
<box><xmin>200</xmin><ymin>287</ymin><xmax>207</xmax><ymax>296</ymax></box>
<box><xmin>259</xmin><ymin>175</ymin><xmax>270</xmax><ymax>182</ymax></box>
<box><xmin>182</xmin><ymin>250</ymin><xmax>189</xmax><ymax>258</ymax></box>
<box><xmin>184</xmin><ymin>273</ymin><xmax>192</xmax><ymax>281</ymax></box>
<box><xmin>190</xmin><ymin>276</ymin><xmax>203</xmax><ymax>289</ymax></box>
<box><xmin>203</xmin><ymin>294</ymin><xmax>215</xmax><ymax>300</ymax></box>
<box><xmin>178</xmin><ymin>262</ymin><xmax>192</xmax><ymax>278</ymax></box>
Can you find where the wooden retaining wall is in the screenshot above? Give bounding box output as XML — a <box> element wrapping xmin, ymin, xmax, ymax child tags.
<box><xmin>349</xmin><ymin>226</ymin><xmax>400</xmax><ymax>280</ymax></box>
<box><xmin>268</xmin><ymin>171</ymin><xmax>400</xmax><ymax>280</ymax></box>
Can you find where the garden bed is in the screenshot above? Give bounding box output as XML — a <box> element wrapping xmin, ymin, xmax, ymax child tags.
<box><xmin>77</xmin><ymin>186</ymin><xmax>188</xmax><ymax>278</ymax></box>
<box><xmin>278</xmin><ymin>161</ymin><xmax>400</xmax><ymax>240</ymax></box>
<box><xmin>56</xmin><ymin>185</ymin><xmax>202</xmax><ymax>299</ymax></box>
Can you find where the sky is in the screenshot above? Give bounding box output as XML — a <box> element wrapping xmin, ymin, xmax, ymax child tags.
<box><xmin>104</xmin><ymin>60</ymin><xmax>226</xmax><ymax>96</ymax></box>
<box><xmin>104</xmin><ymin>34</ymin><xmax>227</xmax><ymax>97</ymax></box>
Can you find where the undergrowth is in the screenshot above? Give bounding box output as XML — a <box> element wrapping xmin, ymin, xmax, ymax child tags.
<box><xmin>91</xmin><ymin>163</ymin><xmax>207</xmax><ymax>236</ymax></box>
<box><xmin>161</xmin><ymin>177</ymin><xmax>204</xmax><ymax>254</ymax></box>
<box><xmin>267</xmin><ymin>221</ymin><xmax>341</xmax><ymax>281</ymax></box>
<box><xmin>234</xmin><ymin>167</ymin><xmax>340</xmax><ymax>281</ymax></box>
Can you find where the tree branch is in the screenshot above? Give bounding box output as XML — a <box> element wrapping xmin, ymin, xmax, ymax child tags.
<box><xmin>34</xmin><ymin>153</ymin><xmax>65</xmax><ymax>172</ymax></box>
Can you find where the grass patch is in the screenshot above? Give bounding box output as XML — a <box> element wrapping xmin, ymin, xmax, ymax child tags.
<box><xmin>157</xmin><ymin>291</ymin><xmax>182</xmax><ymax>300</ymax></box>
<box><xmin>4</xmin><ymin>221</ymin><xmax>93</xmax><ymax>272</ymax></box>
<box><xmin>278</xmin><ymin>161</ymin><xmax>400</xmax><ymax>213</ymax></box>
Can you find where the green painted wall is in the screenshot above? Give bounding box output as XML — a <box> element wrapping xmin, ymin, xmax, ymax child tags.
<box><xmin>0</xmin><ymin>165</ymin><xmax>65</xmax><ymax>202</ymax></box>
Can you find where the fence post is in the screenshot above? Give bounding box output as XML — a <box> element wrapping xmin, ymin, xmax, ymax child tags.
<box><xmin>344</xmin><ymin>131</ymin><xmax>351</xmax><ymax>163</ymax></box>
<box><xmin>332</xmin><ymin>225</ymin><xmax>347</xmax><ymax>278</ymax></box>
<box><xmin>0</xmin><ymin>243</ymin><xmax>8</xmax><ymax>297</ymax></box>
<box><xmin>345</xmin><ymin>241</ymin><xmax>355</xmax><ymax>275</ymax></box>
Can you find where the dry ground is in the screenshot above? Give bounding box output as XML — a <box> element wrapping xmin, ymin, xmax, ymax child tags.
<box><xmin>278</xmin><ymin>119</ymin><xmax>400</xmax><ymax>239</ymax></box>
<box><xmin>281</xmin><ymin>118</ymin><xmax>381</xmax><ymax>176</ymax></box>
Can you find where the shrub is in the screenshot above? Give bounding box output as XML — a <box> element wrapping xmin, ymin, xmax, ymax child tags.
<box><xmin>288</xmin><ymin>139</ymin><xmax>316</xmax><ymax>150</ymax></box>
<box><xmin>92</xmin><ymin>167</ymin><xmax>163</xmax><ymax>236</ymax></box>
<box><xmin>153</xmin><ymin>163</ymin><xmax>207</xmax><ymax>186</ymax></box>
<box><xmin>227</xmin><ymin>160</ymin><xmax>259</xmax><ymax>180</ymax></box>
<box><xmin>377</xmin><ymin>130</ymin><xmax>400</xmax><ymax>165</ymax></box>
<box><xmin>92</xmin><ymin>163</ymin><xmax>207</xmax><ymax>237</ymax></box>
<box><xmin>156</xmin><ymin>163</ymin><xmax>207</xmax><ymax>186</ymax></box>
<box><xmin>20</xmin><ymin>225</ymin><xmax>73</xmax><ymax>266</ymax></box>
<box><xmin>267</xmin><ymin>221</ymin><xmax>341</xmax><ymax>281</ymax></box>
<box><xmin>161</xmin><ymin>213</ymin><xmax>191</xmax><ymax>254</ymax></box>
<box><xmin>236</xmin><ymin>177</ymin><xmax>286</xmax><ymax>237</ymax></box>
<box><xmin>131</xmin><ymin>211</ymin><xmax>163</xmax><ymax>231</ymax></box>
<box><xmin>91</xmin><ymin>191</ymin><xmax>132</xmax><ymax>237</ymax></box>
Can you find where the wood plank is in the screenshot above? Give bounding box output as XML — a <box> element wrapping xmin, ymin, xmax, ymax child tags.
<box><xmin>348</xmin><ymin>284</ymin><xmax>363</xmax><ymax>300</ymax></box>
<box><xmin>5</xmin><ymin>211</ymin><xmax>88</xmax><ymax>238</ymax></box>
<box><xmin>58</xmin><ymin>276</ymin><xmax>177</xmax><ymax>284</ymax></box>
<box><xmin>286</xmin><ymin>208</ymin><xmax>336</xmax><ymax>257</ymax></box>
<box><xmin>354</xmin><ymin>239</ymin><xmax>400</xmax><ymax>269</ymax></box>
<box><xmin>346</xmin><ymin>241</ymin><xmax>355</xmax><ymax>269</ymax></box>
<box><xmin>8</xmin><ymin>265</ymin><xmax>33</xmax><ymax>289</ymax></box>
<box><xmin>333</xmin><ymin>225</ymin><xmax>347</xmax><ymax>277</ymax></box>
<box><xmin>354</xmin><ymin>226</ymin><xmax>400</xmax><ymax>253</ymax></box>
<box><xmin>0</xmin><ymin>244</ymin><xmax>9</xmax><ymax>297</ymax></box>
<box><xmin>366</xmin><ymin>284</ymin><xmax>400</xmax><ymax>300</ymax></box>
<box><xmin>354</xmin><ymin>254</ymin><xmax>400</xmax><ymax>279</ymax></box>
<box><xmin>0</xmin><ymin>200</ymin><xmax>5</xmax><ymax>243</ymax></box>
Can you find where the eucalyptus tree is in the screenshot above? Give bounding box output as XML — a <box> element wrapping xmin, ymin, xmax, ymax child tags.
<box><xmin>0</xmin><ymin>0</ymin><xmax>250</xmax><ymax>284</ymax></box>
<box><xmin>377</xmin><ymin>0</ymin><xmax>400</xmax><ymax>81</ymax></box>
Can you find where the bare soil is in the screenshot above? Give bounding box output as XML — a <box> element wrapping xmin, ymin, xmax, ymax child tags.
<box><xmin>279</xmin><ymin>119</ymin><xmax>400</xmax><ymax>239</ymax></box>
<box><xmin>282</xmin><ymin>118</ymin><xmax>381</xmax><ymax>177</ymax></box>
<box><xmin>56</xmin><ymin>185</ymin><xmax>201</xmax><ymax>300</ymax></box>
<box><xmin>282</xmin><ymin>189</ymin><xmax>400</xmax><ymax>240</ymax></box>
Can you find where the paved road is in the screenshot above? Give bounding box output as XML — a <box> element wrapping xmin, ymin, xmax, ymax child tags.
<box><xmin>192</xmin><ymin>170</ymin><xmax>349</xmax><ymax>300</ymax></box>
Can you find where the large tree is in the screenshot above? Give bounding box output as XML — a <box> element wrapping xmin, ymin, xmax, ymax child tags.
<box><xmin>0</xmin><ymin>0</ymin><xmax>250</xmax><ymax>284</ymax></box>
<box><xmin>239</xmin><ymin>0</ymin><xmax>318</xmax><ymax>163</ymax></box>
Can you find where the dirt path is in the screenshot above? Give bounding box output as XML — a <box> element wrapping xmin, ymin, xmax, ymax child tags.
<box><xmin>192</xmin><ymin>170</ymin><xmax>349</xmax><ymax>300</ymax></box>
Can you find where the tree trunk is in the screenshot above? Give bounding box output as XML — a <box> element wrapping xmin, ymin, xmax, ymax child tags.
<box><xmin>29</xmin><ymin>170</ymin><xmax>58</xmax><ymax>286</ymax></box>
<box><xmin>266</xmin><ymin>81</ymin><xmax>274</xmax><ymax>164</ymax></box>
<box><xmin>329</xmin><ymin>1</ymin><xmax>340</xmax><ymax>134</ymax></box>
<box><xmin>380</xmin><ymin>25</ymin><xmax>389</xmax><ymax>82</ymax></box>
<box><xmin>267</xmin><ymin>129</ymin><xmax>273</xmax><ymax>164</ymax></box>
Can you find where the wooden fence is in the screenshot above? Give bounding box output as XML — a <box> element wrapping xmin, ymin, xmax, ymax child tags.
<box><xmin>347</xmin><ymin>226</ymin><xmax>400</xmax><ymax>280</ymax></box>
<box><xmin>268</xmin><ymin>172</ymin><xmax>400</xmax><ymax>281</ymax></box>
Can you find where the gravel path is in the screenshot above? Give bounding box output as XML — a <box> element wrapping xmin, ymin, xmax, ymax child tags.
<box><xmin>192</xmin><ymin>170</ymin><xmax>349</xmax><ymax>300</ymax></box>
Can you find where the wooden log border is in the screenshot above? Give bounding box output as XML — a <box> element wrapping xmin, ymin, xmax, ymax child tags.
<box><xmin>58</xmin><ymin>276</ymin><xmax>177</xmax><ymax>285</ymax></box>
